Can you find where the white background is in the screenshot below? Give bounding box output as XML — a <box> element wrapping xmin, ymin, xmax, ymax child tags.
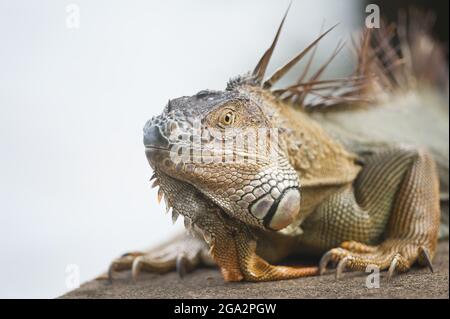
<box><xmin>0</xmin><ymin>0</ymin><xmax>362</xmax><ymax>298</ymax></box>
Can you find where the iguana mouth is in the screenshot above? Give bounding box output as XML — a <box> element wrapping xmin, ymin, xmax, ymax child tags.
<box><xmin>144</xmin><ymin>146</ymin><xmax>169</xmax><ymax>151</ymax></box>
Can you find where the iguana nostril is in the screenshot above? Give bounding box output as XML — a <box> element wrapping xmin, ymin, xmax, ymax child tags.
<box><xmin>143</xmin><ymin>125</ymin><xmax>169</xmax><ymax>148</ymax></box>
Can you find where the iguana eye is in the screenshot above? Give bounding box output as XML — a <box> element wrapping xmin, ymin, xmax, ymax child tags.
<box><xmin>220</xmin><ymin>110</ymin><xmax>235</xmax><ymax>126</ymax></box>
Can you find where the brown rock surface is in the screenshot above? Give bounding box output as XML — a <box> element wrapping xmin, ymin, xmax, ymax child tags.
<box><xmin>62</xmin><ymin>241</ymin><xmax>448</xmax><ymax>299</ymax></box>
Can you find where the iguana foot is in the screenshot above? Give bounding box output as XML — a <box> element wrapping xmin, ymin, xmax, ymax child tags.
<box><xmin>319</xmin><ymin>240</ymin><xmax>435</xmax><ymax>280</ymax></box>
<box><xmin>100</xmin><ymin>233</ymin><xmax>213</xmax><ymax>282</ymax></box>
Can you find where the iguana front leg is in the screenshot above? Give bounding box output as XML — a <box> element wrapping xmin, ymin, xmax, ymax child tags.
<box><xmin>302</xmin><ymin>147</ymin><xmax>440</xmax><ymax>280</ymax></box>
<box><xmin>204</xmin><ymin>213</ymin><xmax>318</xmax><ymax>282</ymax></box>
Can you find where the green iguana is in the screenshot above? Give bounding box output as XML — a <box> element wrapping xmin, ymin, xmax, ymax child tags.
<box><xmin>107</xmin><ymin>8</ymin><xmax>449</xmax><ymax>282</ymax></box>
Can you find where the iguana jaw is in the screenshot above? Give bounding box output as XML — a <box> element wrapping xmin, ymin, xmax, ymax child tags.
<box><xmin>145</xmin><ymin>139</ymin><xmax>301</xmax><ymax>233</ymax></box>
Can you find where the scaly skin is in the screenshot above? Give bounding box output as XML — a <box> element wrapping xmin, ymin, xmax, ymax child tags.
<box><xmin>105</xmin><ymin>9</ymin><xmax>448</xmax><ymax>282</ymax></box>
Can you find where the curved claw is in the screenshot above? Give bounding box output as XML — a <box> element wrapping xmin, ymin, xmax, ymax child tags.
<box><xmin>387</xmin><ymin>254</ymin><xmax>399</xmax><ymax>282</ymax></box>
<box><xmin>335</xmin><ymin>257</ymin><xmax>350</xmax><ymax>280</ymax></box>
<box><xmin>131</xmin><ymin>256</ymin><xmax>144</xmax><ymax>282</ymax></box>
<box><xmin>176</xmin><ymin>253</ymin><xmax>188</xmax><ymax>279</ymax></box>
<box><xmin>319</xmin><ymin>251</ymin><xmax>333</xmax><ymax>275</ymax></box>
<box><xmin>107</xmin><ymin>262</ymin><xmax>117</xmax><ymax>283</ymax></box>
<box><xmin>419</xmin><ymin>246</ymin><xmax>434</xmax><ymax>273</ymax></box>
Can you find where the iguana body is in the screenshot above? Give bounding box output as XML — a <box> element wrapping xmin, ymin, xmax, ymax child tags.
<box><xmin>107</xmin><ymin>9</ymin><xmax>448</xmax><ymax>282</ymax></box>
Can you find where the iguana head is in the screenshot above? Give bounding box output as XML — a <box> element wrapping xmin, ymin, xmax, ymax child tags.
<box><xmin>143</xmin><ymin>87</ymin><xmax>300</xmax><ymax>231</ymax></box>
<box><xmin>143</xmin><ymin>9</ymin><xmax>363</xmax><ymax>233</ymax></box>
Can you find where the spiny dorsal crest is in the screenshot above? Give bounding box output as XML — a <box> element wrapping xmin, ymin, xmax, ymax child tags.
<box><xmin>228</xmin><ymin>5</ymin><xmax>447</xmax><ymax>110</ymax></box>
